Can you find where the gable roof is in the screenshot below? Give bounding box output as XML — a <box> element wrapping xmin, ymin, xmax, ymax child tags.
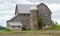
<box><xmin>7</xmin><ymin>14</ymin><xmax>19</xmax><ymax>22</ymax></box>
<box><xmin>37</xmin><ymin>3</ymin><xmax>52</xmax><ymax>14</ymax></box>
<box><xmin>15</xmin><ymin>3</ymin><xmax>52</xmax><ymax>15</ymax></box>
<box><xmin>37</xmin><ymin>3</ymin><xmax>46</xmax><ymax>7</ymax></box>
<box><xmin>15</xmin><ymin>4</ymin><xmax>37</xmax><ymax>15</ymax></box>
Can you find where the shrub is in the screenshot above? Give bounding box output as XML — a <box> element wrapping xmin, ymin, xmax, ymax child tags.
<box><xmin>38</xmin><ymin>18</ymin><xmax>44</xmax><ymax>29</ymax></box>
<box><xmin>5</xmin><ymin>29</ymin><xmax>10</xmax><ymax>31</ymax></box>
<box><xmin>38</xmin><ymin>18</ymin><xmax>44</xmax><ymax>26</ymax></box>
<box><xmin>51</xmin><ymin>21</ymin><xmax>60</xmax><ymax>30</ymax></box>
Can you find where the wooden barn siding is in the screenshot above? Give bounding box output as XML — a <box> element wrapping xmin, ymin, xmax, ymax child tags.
<box><xmin>8</xmin><ymin>14</ymin><xmax>30</xmax><ymax>30</ymax></box>
<box><xmin>37</xmin><ymin>4</ymin><xmax>51</xmax><ymax>25</ymax></box>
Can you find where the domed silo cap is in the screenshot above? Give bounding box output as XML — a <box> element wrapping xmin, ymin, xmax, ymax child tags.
<box><xmin>30</xmin><ymin>6</ymin><xmax>38</xmax><ymax>10</ymax></box>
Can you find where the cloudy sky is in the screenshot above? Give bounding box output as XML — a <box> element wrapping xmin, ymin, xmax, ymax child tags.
<box><xmin>0</xmin><ymin>0</ymin><xmax>60</xmax><ymax>27</ymax></box>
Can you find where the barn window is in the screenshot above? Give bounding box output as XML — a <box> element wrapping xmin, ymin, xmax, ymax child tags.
<box><xmin>13</xmin><ymin>26</ymin><xmax>15</xmax><ymax>27</ymax></box>
<box><xmin>18</xmin><ymin>26</ymin><xmax>20</xmax><ymax>28</ymax></box>
<box><xmin>23</xmin><ymin>14</ymin><xmax>25</xmax><ymax>16</ymax></box>
<box><xmin>12</xmin><ymin>26</ymin><xmax>15</xmax><ymax>28</ymax></box>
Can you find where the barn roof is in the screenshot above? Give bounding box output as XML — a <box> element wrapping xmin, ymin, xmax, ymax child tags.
<box><xmin>7</xmin><ymin>13</ymin><xmax>30</xmax><ymax>22</ymax></box>
<box><xmin>15</xmin><ymin>4</ymin><xmax>37</xmax><ymax>14</ymax></box>
<box><xmin>15</xmin><ymin>3</ymin><xmax>52</xmax><ymax>15</ymax></box>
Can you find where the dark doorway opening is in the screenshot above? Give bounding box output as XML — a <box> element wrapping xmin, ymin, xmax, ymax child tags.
<box><xmin>22</xmin><ymin>27</ymin><xmax>26</xmax><ymax>30</ymax></box>
<box><xmin>22</xmin><ymin>25</ymin><xmax>27</xmax><ymax>30</ymax></box>
<box><xmin>38</xmin><ymin>25</ymin><xmax>42</xmax><ymax>29</ymax></box>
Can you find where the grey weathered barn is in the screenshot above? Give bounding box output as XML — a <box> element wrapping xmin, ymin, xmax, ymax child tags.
<box><xmin>7</xmin><ymin>3</ymin><xmax>52</xmax><ymax>31</ymax></box>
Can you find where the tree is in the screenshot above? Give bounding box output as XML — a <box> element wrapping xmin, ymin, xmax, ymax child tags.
<box><xmin>0</xmin><ymin>26</ymin><xmax>6</xmax><ymax>30</ymax></box>
<box><xmin>38</xmin><ymin>18</ymin><xmax>44</xmax><ymax>29</ymax></box>
<box><xmin>52</xmin><ymin>21</ymin><xmax>58</xmax><ymax>27</ymax></box>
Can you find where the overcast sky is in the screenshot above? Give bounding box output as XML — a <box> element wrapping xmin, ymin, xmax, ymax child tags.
<box><xmin>0</xmin><ymin>0</ymin><xmax>60</xmax><ymax>27</ymax></box>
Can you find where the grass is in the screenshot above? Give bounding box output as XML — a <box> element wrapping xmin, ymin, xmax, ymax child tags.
<box><xmin>0</xmin><ymin>30</ymin><xmax>40</xmax><ymax>34</ymax></box>
<box><xmin>0</xmin><ymin>30</ymin><xmax>14</xmax><ymax>34</ymax></box>
<box><xmin>47</xmin><ymin>24</ymin><xmax>60</xmax><ymax>30</ymax></box>
<box><xmin>51</xmin><ymin>25</ymin><xmax>60</xmax><ymax>30</ymax></box>
<box><xmin>0</xmin><ymin>30</ymin><xmax>44</xmax><ymax>33</ymax></box>
<box><xmin>42</xmin><ymin>23</ymin><xmax>60</xmax><ymax>30</ymax></box>
<box><xmin>0</xmin><ymin>30</ymin><xmax>60</xmax><ymax>36</ymax></box>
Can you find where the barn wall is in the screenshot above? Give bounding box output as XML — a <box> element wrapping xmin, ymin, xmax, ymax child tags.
<box><xmin>7</xmin><ymin>14</ymin><xmax>30</xmax><ymax>30</ymax></box>
<box><xmin>37</xmin><ymin>4</ymin><xmax>52</xmax><ymax>29</ymax></box>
